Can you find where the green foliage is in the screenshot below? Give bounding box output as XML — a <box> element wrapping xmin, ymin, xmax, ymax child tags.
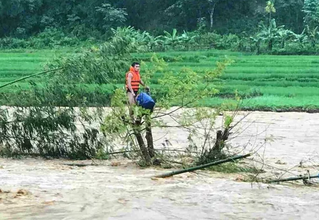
<box><xmin>163</xmin><ymin>29</ymin><xmax>179</xmax><ymax>47</ymax></box>
<box><xmin>256</xmin><ymin>19</ymin><xmax>284</xmax><ymax>51</ymax></box>
<box><xmin>156</xmin><ymin>58</ymin><xmax>231</xmax><ymax>108</ymax></box>
<box><xmin>303</xmin><ymin>0</ymin><xmax>319</xmax><ymax>30</ymax></box>
<box><xmin>0</xmin><ymin>38</ymin><xmax>29</xmax><ymax>49</ymax></box>
<box><xmin>0</xmin><ymin>26</ymin><xmax>140</xmax><ymax>159</ymax></box>
<box><xmin>0</xmin><ymin>28</ymin><xmax>85</xmax><ymax>49</ymax></box>
<box><xmin>0</xmin><ymin>49</ymin><xmax>318</xmax><ymax>111</ymax></box>
<box><xmin>0</xmin><ymin>36</ymin><xmax>317</xmax><ymax>162</ymax></box>
<box><xmin>29</xmin><ymin>28</ymin><xmax>81</xmax><ymax>48</ymax></box>
<box><xmin>99</xmin><ymin>53</ymin><xmax>234</xmax><ymax>165</ymax></box>
<box><xmin>48</xmin><ymin>27</ymin><xmax>136</xmax><ymax>85</ymax></box>
<box><xmin>224</xmin><ymin>115</ymin><xmax>233</xmax><ymax>128</ymax></box>
<box><xmin>207</xmin><ymin>162</ymin><xmax>262</xmax><ymax>174</ymax></box>
<box><xmin>0</xmin><ymin>0</ymin><xmax>129</xmax><ymax>39</ymax></box>
<box><xmin>0</xmin><ymin>0</ymin><xmax>309</xmax><ymax>40</ymax></box>
<box><xmin>0</xmin><ymin>23</ymin><xmax>317</xmax><ymax>56</ymax></box>
<box><xmin>0</xmin><ymin>107</ymin><xmax>110</xmax><ymax>159</ymax></box>
<box><xmin>95</xmin><ymin>3</ymin><xmax>127</xmax><ymax>34</ymax></box>
<box><xmin>277</xmin><ymin>29</ymin><xmax>296</xmax><ymax>48</ymax></box>
<box><xmin>265</xmin><ymin>1</ymin><xmax>276</xmax><ymax>14</ymax></box>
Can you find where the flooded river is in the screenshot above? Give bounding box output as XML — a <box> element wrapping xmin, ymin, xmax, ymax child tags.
<box><xmin>0</xmin><ymin>112</ymin><xmax>318</xmax><ymax>220</ymax></box>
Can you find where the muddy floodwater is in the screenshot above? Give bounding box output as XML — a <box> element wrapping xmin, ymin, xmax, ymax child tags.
<box><xmin>0</xmin><ymin>112</ymin><xmax>319</xmax><ymax>220</ymax></box>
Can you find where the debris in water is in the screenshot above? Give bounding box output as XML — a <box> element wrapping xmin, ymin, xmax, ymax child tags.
<box><xmin>14</xmin><ymin>189</ymin><xmax>30</xmax><ymax>198</ymax></box>
<box><xmin>275</xmin><ymin>160</ymin><xmax>287</xmax><ymax>165</ymax></box>
<box><xmin>111</xmin><ymin>161</ymin><xmax>121</xmax><ymax>166</ymax></box>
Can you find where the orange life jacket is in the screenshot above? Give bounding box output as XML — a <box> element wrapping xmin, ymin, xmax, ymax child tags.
<box><xmin>125</xmin><ymin>66</ymin><xmax>141</xmax><ymax>91</ymax></box>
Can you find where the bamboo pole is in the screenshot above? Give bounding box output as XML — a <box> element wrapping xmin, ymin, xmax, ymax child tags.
<box><xmin>0</xmin><ymin>68</ymin><xmax>62</xmax><ymax>90</ymax></box>
<box><xmin>153</xmin><ymin>153</ymin><xmax>251</xmax><ymax>178</ymax></box>
<box><xmin>107</xmin><ymin>150</ymin><xmax>139</xmax><ymax>155</ymax></box>
<box><xmin>267</xmin><ymin>174</ymin><xmax>319</xmax><ymax>183</ymax></box>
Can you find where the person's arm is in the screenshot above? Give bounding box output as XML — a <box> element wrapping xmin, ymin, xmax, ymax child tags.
<box><xmin>127</xmin><ymin>73</ymin><xmax>136</xmax><ymax>96</ymax></box>
<box><xmin>140</xmin><ymin>79</ymin><xmax>149</xmax><ymax>90</ymax></box>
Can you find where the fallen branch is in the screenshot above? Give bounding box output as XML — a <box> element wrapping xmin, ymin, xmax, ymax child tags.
<box><xmin>153</xmin><ymin>153</ymin><xmax>251</xmax><ymax>178</ymax></box>
<box><xmin>267</xmin><ymin>174</ymin><xmax>319</xmax><ymax>183</ymax></box>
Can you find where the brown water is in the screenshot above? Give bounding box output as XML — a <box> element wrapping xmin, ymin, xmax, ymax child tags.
<box><xmin>0</xmin><ymin>112</ymin><xmax>318</xmax><ymax>220</ymax></box>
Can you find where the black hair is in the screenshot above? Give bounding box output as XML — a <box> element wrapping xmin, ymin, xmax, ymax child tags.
<box><xmin>131</xmin><ymin>62</ymin><xmax>140</xmax><ymax>67</ymax></box>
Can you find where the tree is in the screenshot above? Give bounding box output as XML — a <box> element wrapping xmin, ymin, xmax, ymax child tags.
<box><xmin>208</xmin><ymin>0</ymin><xmax>220</xmax><ymax>31</ymax></box>
<box><xmin>274</xmin><ymin>0</ymin><xmax>304</xmax><ymax>33</ymax></box>
<box><xmin>180</xmin><ymin>30</ymin><xmax>196</xmax><ymax>50</ymax></box>
<box><xmin>250</xmin><ymin>36</ymin><xmax>262</xmax><ymax>55</ymax></box>
<box><xmin>304</xmin><ymin>25</ymin><xmax>319</xmax><ymax>48</ymax></box>
<box><xmin>101</xmin><ymin>51</ymin><xmax>233</xmax><ymax>166</ymax></box>
<box><xmin>302</xmin><ymin>0</ymin><xmax>319</xmax><ymax>30</ymax></box>
<box><xmin>0</xmin><ymin>0</ymin><xmax>310</xmax><ymax>39</ymax></box>
<box><xmin>265</xmin><ymin>1</ymin><xmax>276</xmax><ymax>25</ymax></box>
<box><xmin>163</xmin><ymin>28</ymin><xmax>183</xmax><ymax>50</ymax></box>
<box><xmin>95</xmin><ymin>3</ymin><xmax>127</xmax><ymax>34</ymax></box>
<box><xmin>277</xmin><ymin>29</ymin><xmax>295</xmax><ymax>48</ymax></box>
<box><xmin>257</xmin><ymin>19</ymin><xmax>284</xmax><ymax>51</ymax></box>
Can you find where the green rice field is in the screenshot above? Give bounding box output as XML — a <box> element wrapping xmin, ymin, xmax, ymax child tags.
<box><xmin>0</xmin><ymin>49</ymin><xmax>318</xmax><ymax>111</ymax></box>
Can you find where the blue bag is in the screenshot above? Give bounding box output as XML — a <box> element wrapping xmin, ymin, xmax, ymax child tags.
<box><xmin>136</xmin><ymin>92</ymin><xmax>155</xmax><ymax>110</ymax></box>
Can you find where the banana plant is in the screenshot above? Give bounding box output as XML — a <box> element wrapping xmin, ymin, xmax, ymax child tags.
<box><xmin>131</xmin><ymin>30</ymin><xmax>150</xmax><ymax>51</ymax></box>
<box><xmin>277</xmin><ymin>29</ymin><xmax>295</xmax><ymax>48</ymax></box>
<box><xmin>180</xmin><ymin>30</ymin><xmax>196</xmax><ymax>50</ymax></box>
<box><xmin>250</xmin><ymin>36</ymin><xmax>262</xmax><ymax>54</ymax></box>
<box><xmin>304</xmin><ymin>25</ymin><xmax>319</xmax><ymax>47</ymax></box>
<box><xmin>163</xmin><ymin>28</ymin><xmax>183</xmax><ymax>50</ymax></box>
<box><xmin>257</xmin><ymin>19</ymin><xmax>284</xmax><ymax>51</ymax></box>
<box><xmin>147</xmin><ymin>35</ymin><xmax>164</xmax><ymax>51</ymax></box>
<box><xmin>293</xmin><ymin>28</ymin><xmax>308</xmax><ymax>48</ymax></box>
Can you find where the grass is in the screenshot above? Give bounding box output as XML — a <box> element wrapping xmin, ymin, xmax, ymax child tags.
<box><xmin>136</xmin><ymin>50</ymin><xmax>318</xmax><ymax>111</ymax></box>
<box><xmin>206</xmin><ymin>162</ymin><xmax>262</xmax><ymax>174</ymax></box>
<box><xmin>0</xmin><ymin>48</ymin><xmax>318</xmax><ymax>111</ymax></box>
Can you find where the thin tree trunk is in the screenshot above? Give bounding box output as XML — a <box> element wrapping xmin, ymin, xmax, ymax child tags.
<box><xmin>209</xmin><ymin>0</ymin><xmax>218</xmax><ymax>31</ymax></box>
<box><xmin>311</xmin><ymin>38</ymin><xmax>316</xmax><ymax>48</ymax></box>
<box><xmin>133</xmin><ymin>125</ymin><xmax>151</xmax><ymax>165</ymax></box>
<box><xmin>198</xmin><ymin>128</ymin><xmax>230</xmax><ymax>165</ymax></box>
<box><xmin>209</xmin><ymin>5</ymin><xmax>215</xmax><ymax>31</ymax></box>
<box><xmin>145</xmin><ymin>116</ymin><xmax>155</xmax><ymax>158</ymax></box>
<box><xmin>268</xmin><ymin>39</ymin><xmax>273</xmax><ymax>51</ymax></box>
<box><xmin>256</xmin><ymin>40</ymin><xmax>261</xmax><ymax>55</ymax></box>
<box><xmin>269</xmin><ymin>13</ymin><xmax>271</xmax><ymax>27</ymax></box>
<box><xmin>210</xmin><ymin>128</ymin><xmax>229</xmax><ymax>157</ymax></box>
<box><xmin>281</xmin><ymin>39</ymin><xmax>285</xmax><ymax>48</ymax></box>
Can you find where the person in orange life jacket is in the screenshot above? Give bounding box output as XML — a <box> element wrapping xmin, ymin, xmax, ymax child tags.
<box><xmin>125</xmin><ymin>62</ymin><xmax>149</xmax><ymax>105</ymax></box>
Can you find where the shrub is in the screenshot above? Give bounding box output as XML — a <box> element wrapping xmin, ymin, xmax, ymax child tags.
<box><xmin>0</xmin><ymin>37</ymin><xmax>29</xmax><ymax>49</ymax></box>
<box><xmin>271</xmin><ymin>42</ymin><xmax>319</xmax><ymax>55</ymax></box>
<box><xmin>0</xmin><ymin>28</ymin><xmax>82</xmax><ymax>49</ymax></box>
<box><xmin>194</xmin><ymin>32</ymin><xmax>222</xmax><ymax>49</ymax></box>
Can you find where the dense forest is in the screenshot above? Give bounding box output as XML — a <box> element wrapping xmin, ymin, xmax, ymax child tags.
<box><xmin>0</xmin><ymin>0</ymin><xmax>318</xmax><ymax>37</ymax></box>
<box><xmin>0</xmin><ymin>0</ymin><xmax>318</xmax><ymax>55</ymax></box>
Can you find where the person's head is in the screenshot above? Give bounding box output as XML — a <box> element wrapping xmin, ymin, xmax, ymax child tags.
<box><xmin>131</xmin><ymin>62</ymin><xmax>140</xmax><ymax>71</ymax></box>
